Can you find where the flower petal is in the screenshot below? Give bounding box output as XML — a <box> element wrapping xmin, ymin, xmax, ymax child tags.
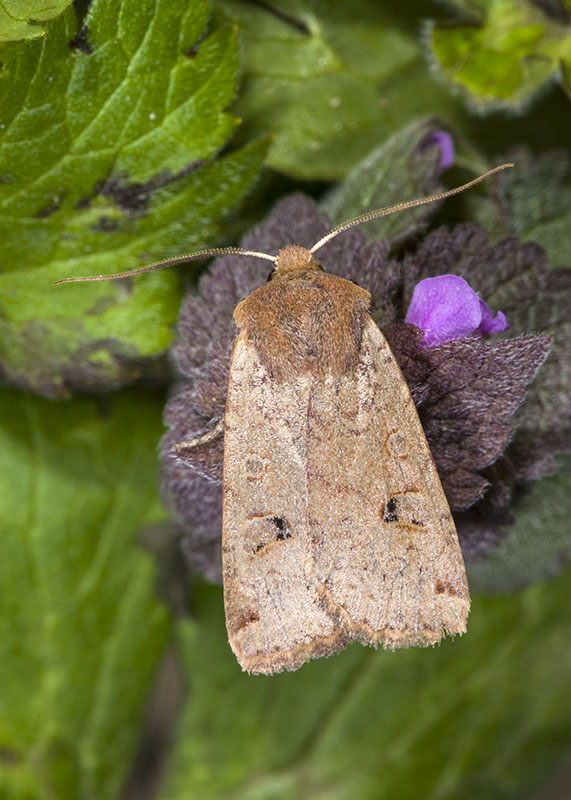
<box><xmin>478</xmin><ymin>298</ymin><xmax>508</xmax><ymax>335</ymax></box>
<box><xmin>422</xmin><ymin>131</ymin><xmax>455</xmax><ymax>171</ymax></box>
<box><xmin>405</xmin><ymin>275</ymin><xmax>482</xmax><ymax>347</ymax></box>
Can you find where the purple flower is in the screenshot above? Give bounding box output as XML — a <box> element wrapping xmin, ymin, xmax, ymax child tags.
<box><xmin>422</xmin><ymin>131</ymin><xmax>455</xmax><ymax>171</ymax></box>
<box><xmin>405</xmin><ymin>274</ymin><xmax>508</xmax><ymax>348</ymax></box>
<box><xmin>479</xmin><ymin>298</ymin><xmax>508</xmax><ymax>336</ymax></box>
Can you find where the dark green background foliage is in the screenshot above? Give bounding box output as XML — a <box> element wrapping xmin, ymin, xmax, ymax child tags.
<box><xmin>0</xmin><ymin>1</ymin><xmax>570</xmax><ymax>798</ymax></box>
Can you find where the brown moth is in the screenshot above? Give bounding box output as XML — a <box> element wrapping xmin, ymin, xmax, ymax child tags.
<box><xmin>56</xmin><ymin>164</ymin><xmax>513</xmax><ymax>675</ymax></box>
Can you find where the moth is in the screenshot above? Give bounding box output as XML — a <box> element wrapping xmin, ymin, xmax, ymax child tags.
<box><xmin>57</xmin><ymin>164</ymin><xmax>512</xmax><ymax>674</ymax></box>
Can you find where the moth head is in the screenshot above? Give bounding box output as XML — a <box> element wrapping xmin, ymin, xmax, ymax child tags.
<box><xmin>275</xmin><ymin>245</ymin><xmax>319</xmax><ymax>276</ymax></box>
<box><xmin>54</xmin><ymin>164</ymin><xmax>513</xmax><ymax>286</ymax></box>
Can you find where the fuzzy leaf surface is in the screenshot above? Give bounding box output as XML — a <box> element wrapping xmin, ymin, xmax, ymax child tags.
<box><xmin>429</xmin><ymin>0</ymin><xmax>571</xmax><ymax>112</ymax></box>
<box><xmin>322</xmin><ymin>119</ymin><xmax>448</xmax><ymax>245</ymax></box>
<box><xmin>467</xmin><ymin>146</ymin><xmax>571</xmax><ymax>267</ymax></box>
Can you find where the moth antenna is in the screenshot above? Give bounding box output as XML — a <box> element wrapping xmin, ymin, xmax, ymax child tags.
<box><xmin>54</xmin><ymin>247</ymin><xmax>277</xmax><ymax>285</ymax></box>
<box><xmin>309</xmin><ymin>163</ymin><xmax>514</xmax><ymax>255</ymax></box>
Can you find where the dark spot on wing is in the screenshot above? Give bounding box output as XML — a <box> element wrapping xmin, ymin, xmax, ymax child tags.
<box><xmin>236</xmin><ymin>608</ymin><xmax>260</xmax><ymax>631</ymax></box>
<box><xmin>411</xmin><ymin>518</ymin><xmax>424</xmax><ymax>527</ymax></box>
<box><xmin>249</xmin><ymin>515</ymin><xmax>291</xmax><ymax>554</ymax></box>
<box><xmin>271</xmin><ymin>516</ymin><xmax>291</xmax><ymax>540</ymax></box>
<box><xmin>435</xmin><ymin>580</ymin><xmax>459</xmax><ymax>597</ymax></box>
<box><xmin>383</xmin><ymin>497</ymin><xmax>399</xmax><ymax>523</ymax></box>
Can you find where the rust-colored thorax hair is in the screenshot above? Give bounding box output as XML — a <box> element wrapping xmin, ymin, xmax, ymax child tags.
<box><xmin>233</xmin><ymin>245</ymin><xmax>371</xmax><ymax>382</ymax></box>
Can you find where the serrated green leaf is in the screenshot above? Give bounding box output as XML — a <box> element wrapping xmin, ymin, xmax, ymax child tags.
<box><xmin>0</xmin><ymin>0</ymin><xmax>73</xmax><ymax>42</ymax></box>
<box><xmin>429</xmin><ymin>0</ymin><xmax>571</xmax><ymax>112</ymax></box>
<box><xmin>0</xmin><ymin>387</ymin><xmax>170</xmax><ymax>799</ymax></box>
<box><xmin>321</xmin><ymin>118</ymin><xmax>446</xmax><ymax>245</ymax></box>
<box><xmin>160</xmin><ymin>565</ymin><xmax>571</xmax><ymax>800</ymax></box>
<box><xmin>0</xmin><ymin>0</ymin><xmax>268</xmax><ymax>398</ymax></box>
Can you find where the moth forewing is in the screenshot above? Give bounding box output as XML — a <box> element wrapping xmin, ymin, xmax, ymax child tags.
<box><xmin>222</xmin><ymin>331</ymin><xmax>350</xmax><ymax>675</ymax></box>
<box><xmin>221</xmin><ymin>247</ymin><xmax>469</xmax><ymax>674</ymax></box>
<box><xmin>307</xmin><ymin>318</ymin><xmax>469</xmax><ymax>649</ymax></box>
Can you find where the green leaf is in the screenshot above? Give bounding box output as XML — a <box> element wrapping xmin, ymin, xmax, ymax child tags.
<box><xmin>0</xmin><ymin>0</ymin><xmax>73</xmax><ymax>42</ymax></box>
<box><xmin>0</xmin><ymin>387</ymin><xmax>170</xmax><ymax>799</ymax></box>
<box><xmin>211</xmin><ymin>0</ymin><xmax>571</xmax><ymax>180</ymax></box>
<box><xmin>0</xmin><ymin>0</ymin><xmax>268</xmax><ymax>398</ymax></box>
<box><xmin>214</xmin><ymin>0</ymin><xmax>465</xmax><ymax>179</ymax></box>
<box><xmin>428</xmin><ymin>0</ymin><xmax>571</xmax><ymax>112</ymax></box>
<box><xmin>160</xmin><ymin>564</ymin><xmax>571</xmax><ymax>800</ymax></box>
<box><xmin>321</xmin><ymin>118</ymin><xmax>446</xmax><ymax>245</ymax></box>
